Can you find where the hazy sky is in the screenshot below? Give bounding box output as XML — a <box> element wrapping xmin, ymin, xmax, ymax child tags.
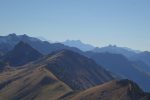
<box><xmin>0</xmin><ymin>0</ymin><xmax>150</xmax><ymax>51</ymax></box>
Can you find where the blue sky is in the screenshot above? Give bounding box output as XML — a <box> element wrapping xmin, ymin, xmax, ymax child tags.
<box><xmin>0</xmin><ymin>0</ymin><xmax>150</xmax><ymax>51</ymax></box>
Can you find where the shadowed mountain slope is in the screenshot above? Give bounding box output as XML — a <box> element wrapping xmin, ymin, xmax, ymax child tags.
<box><xmin>132</xmin><ymin>61</ymin><xmax>150</xmax><ymax>75</ymax></box>
<box><xmin>85</xmin><ymin>52</ymin><xmax>150</xmax><ymax>92</ymax></box>
<box><xmin>0</xmin><ymin>49</ymin><xmax>115</xmax><ymax>100</ymax></box>
<box><xmin>62</xmin><ymin>79</ymin><xmax>150</xmax><ymax>100</ymax></box>
<box><xmin>0</xmin><ymin>50</ymin><xmax>4</xmax><ymax>57</ymax></box>
<box><xmin>131</xmin><ymin>51</ymin><xmax>150</xmax><ymax>66</ymax></box>
<box><xmin>1</xmin><ymin>41</ymin><xmax>43</xmax><ymax>67</ymax></box>
<box><xmin>33</xmin><ymin>49</ymin><xmax>114</xmax><ymax>90</ymax></box>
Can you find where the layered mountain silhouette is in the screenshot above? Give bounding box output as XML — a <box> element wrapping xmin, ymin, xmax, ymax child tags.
<box><xmin>0</xmin><ymin>48</ymin><xmax>149</xmax><ymax>100</ymax></box>
<box><xmin>62</xmin><ymin>40</ymin><xmax>95</xmax><ymax>51</ymax></box>
<box><xmin>91</xmin><ymin>45</ymin><xmax>138</xmax><ymax>57</ymax></box>
<box><xmin>131</xmin><ymin>51</ymin><xmax>150</xmax><ymax>66</ymax></box>
<box><xmin>33</xmin><ymin>49</ymin><xmax>114</xmax><ymax>90</ymax></box>
<box><xmin>62</xmin><ymin>79</ymin><xmax>150</xmax><ymax>100</ymax></box>
<box><xmin>0</xmin><ymin>34</ymin><xmax>150</xmax><ymax>100</ymax></box>
<box><xmin>1</xmin><ymin>41</ymin><xmax>43</xmax><ymax>67</ymax></box>
<box><xmin>0</xmin><ymin>33</ymin><xmax>82</xmax><ymax>55</ymax></box>
<box><xmin>85</xmin><ymin>52</ymin><xmax>150</xmax><ymax>92</ymax></box>
<box><xmin>0</xmin><ymin>48</ymin><xmax>114</xmax><ymax>100</ymax></box>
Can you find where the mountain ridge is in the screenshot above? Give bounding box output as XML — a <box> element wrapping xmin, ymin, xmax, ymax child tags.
<box><xmin>0</xmin><ymin>33</ymin><xmax>83</xmax><ymax>55</ymax></box>
<box><xmin>91</xmin><ymin>45</ymin><xmax>138</xmax><ymax>57</ymax></box>
<box><xmin>0</xmin><ymin>41</ymin><xmax>43</xmax><ymax>67</ymax></box>
<box><xmin>34</xmin><ymin>49</ymin><xmax>114</xmax><ymax>90</ymax></box>
<box><xmin>61</xmin><ymin>79</ymin><xmax>150</xmax><ymax>100</ymax></box>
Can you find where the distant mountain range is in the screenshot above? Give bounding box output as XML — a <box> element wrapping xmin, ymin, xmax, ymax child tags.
<box><xmin>91</xmin><ymin>45</ymin><xmax>138</xmax><ymax>58</ymax></box>
<box><xmin>84</xmin><ymin>51</ymin><xmax>150</xmax><ymax>92</ymax></box>
<box><xmin>62</xmin><ymin>40</ymin><xmax>95</xmax><ymax>51</ymax></box>
<box><xmin>61</xmin><ymin>40</ymin><xmax>140</xmax><ymax>57</ymax></box>
<box><xmin>0</xmin><ymin>33</ymin><xmax>82</xmax><ymax>55</ymax></box>
<box><xmin>0</xmin><ymin>33</ymin><xmax>150</xmax><ymax>100</ymax></box>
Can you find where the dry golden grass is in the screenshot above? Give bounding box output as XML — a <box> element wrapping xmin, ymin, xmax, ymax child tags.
<box><xmin>62</xmin><ymin>80</ymin><xmax>150</xmax><ymax>100</ymax></box>
<box><xmin>0</xmin><ymin>65</ymin><xmax>72</xmax><ymax>100</ymax></box>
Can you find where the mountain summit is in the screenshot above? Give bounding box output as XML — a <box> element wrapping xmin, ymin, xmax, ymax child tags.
<box><xmin>62</xmin><ymin>40</ymin><xmax>95</xmax><ymax>51</ymax></box>
<box><xmin>0</xmin><ymin>34</ymin><xmax>82</xmax><ymax>55</ymax></box>
<box><xmin>2</xmin><ymin>41</ymin><xmax>43</xmax><ymax>67</ymax></box>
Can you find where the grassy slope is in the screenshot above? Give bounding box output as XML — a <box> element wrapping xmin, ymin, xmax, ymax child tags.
<box><xmin>0</xmin><ymin>65</ymin><xmax>72</xmax><ymax>100</ymax></box>
<box><xmin>62</xmin><ymin>80</ymin><xmax>150</xmax><ymax>100</ymax></box>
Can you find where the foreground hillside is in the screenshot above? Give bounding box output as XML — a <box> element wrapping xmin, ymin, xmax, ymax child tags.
<box><xmin>62</xmin><ymin>80</ymin><xmax>150</xmax><ymax>100</ymax></box>
<box><xmin>0</xmin><ymin>66</ymin><xmax>72</xmax><ymax>100</ymax></box>
<box><xmin>1</xmin><ymin>66</ymin><xmax>149</xmax><ymax>100</ymax></box>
